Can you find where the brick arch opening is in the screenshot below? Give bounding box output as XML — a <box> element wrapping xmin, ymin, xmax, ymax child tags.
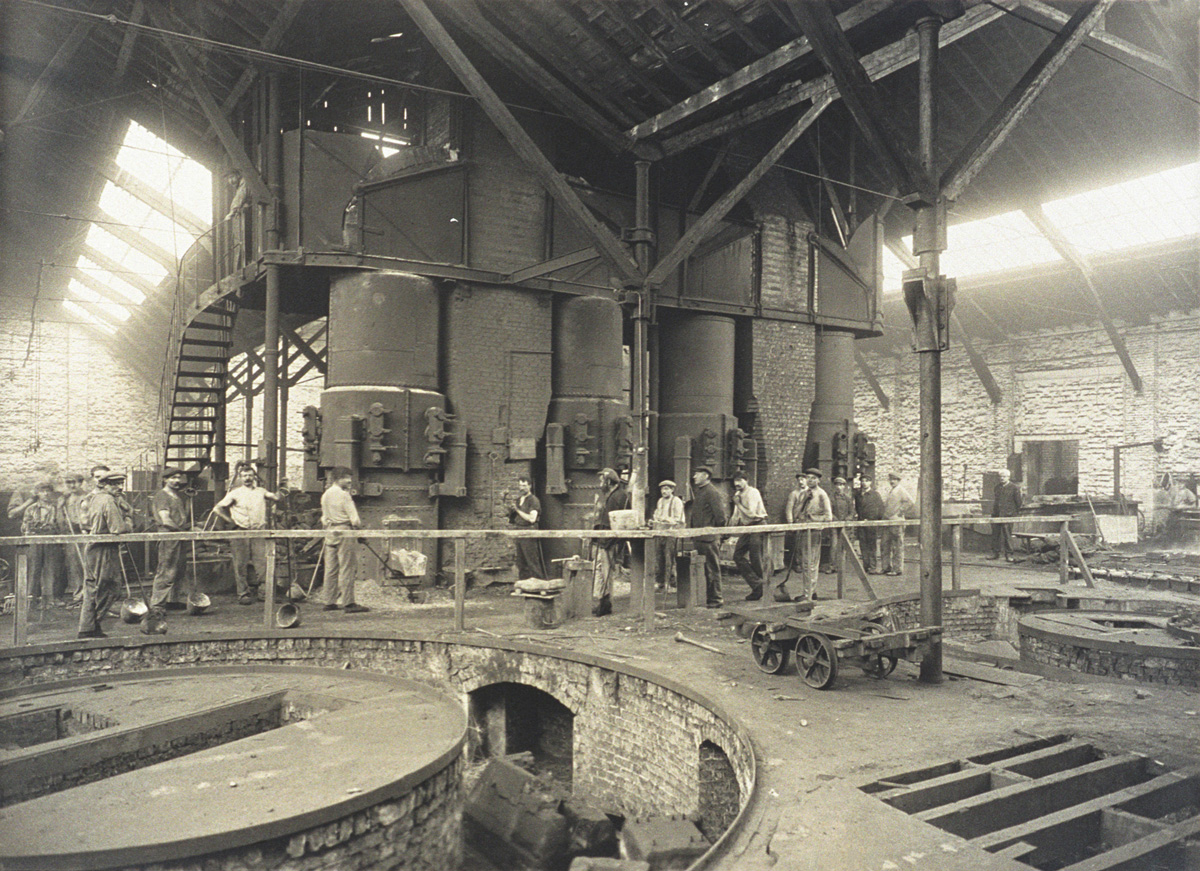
<box><xmin>468</xmin><ymin>681</ymin><xmax>575</xmax><ymax>787</ymax></box>
<box><xmin>697</xmin><ymin>740</ymin><xmax>740</xmax><ymax>841</ymax></box>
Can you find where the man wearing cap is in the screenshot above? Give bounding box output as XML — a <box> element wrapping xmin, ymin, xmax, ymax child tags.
<box><xmin>856</xmin><ymin>476</ymin><xmax>886</xmax><ymax>573</ymax></box>
<box><xmin>591</xmin><ymin>467</ymin><xmax>630</xmax><ymax>617</ymax></box>
<box><xmin>650</xmin><ymin>479</ymin><xmax>685</xmax><ymax>591</ymax></box>
<box><xmin>798</xmin><ymin>468</ymin><xmax>832</xmax><ymax>600</ymax></box>
<box><xmin>150</xmin><ymin>468</ymin><xmax>191</xmax><ymax>611</ymax></box>
<box><xmin>62</xmin><ymin>472</ymin><xmax>88</xmax><ymax>603</ymax></box>
<box><xmin>689</xmin><ymin>466</ymin><xmax>728</xmax><ymax>608</ymax></box>
<box><xmin>214</xmin><ymin>462</ymin><xmax>283</xmax><ymax>605</ymax></box>
<box><xmin>730</xmin><ymin>471</ymin><xmax>770</xmax><ymax>600</ymax></box>
<box><xmin>783</xmin><ymin>473</ymin><xmax>810</xmax><ymax>573</ymax></box>
<box><xmin>827</xmin><ymin>476</ymin><xmax>858</xmax><ymax>575</ymax></box>
<box><xmin>78</xmin><ymin>473</ymin><xmax>131</xmax><ymax>638</ymax></box>
<box><xmin>882</xmin><ymin>473</ymin><xmax>915</xmax><ymax>575</ymax></box>
<box><xmin>989</xmin><ymin>468</ymin><xmax>1023</xmax><ymax>562</ymax></box>
<box><xmin>508</xmin><ymin>474</ymin><xmax>547</xmax><ymax>581</ymax></box>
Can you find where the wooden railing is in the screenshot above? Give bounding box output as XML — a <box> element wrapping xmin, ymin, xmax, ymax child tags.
<box><xmin>1</xmin><ymin>514</ymin><xmax>1087</xmax><ymax>647</ymax></box>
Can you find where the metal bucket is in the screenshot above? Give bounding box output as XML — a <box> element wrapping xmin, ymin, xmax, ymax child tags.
<box><xmin>140</xmin><ymin>606</ymin><xmax>168</xmax><ymax>635</ymax></box>
<box><xmin>275</xmin><ymin>603</ymin><xmax>301</xmax><ymax>629</ymax></box>
<box><xmin>120</xmin><ymin>598</ymin><xmax>148</xmax><ymax>624</ymax></box>
<box><xmin>186</xmin><ymin>592</ymin><xmax>211</xmax><ymax>615</ymax></box>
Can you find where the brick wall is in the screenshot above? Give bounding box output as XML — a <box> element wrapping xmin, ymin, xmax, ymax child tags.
<box><xmin>855</xmin><ymin>314</ymin><xmax>1200</xmax><ymax>509</ymax></box>
<box><xmin>1020</xmin><ymin>619</ymin><xmax>1200</xmax><ymax>688</ymax></box>
<box><xmin>1</xmin><ymin>633</ymin><xmax>755</xmax><ymax>856</ymax></box>
<box><xmin>0</xmin><ymin>303</ymin><xmax>160</xmax><ymax>490</ymax></box>
<box><xmin>887</xmin><ymin>591</ymin><xmax>1001</xmax><ymax>637</ymax></box>
<box><xmin>442</xmin><ymin>285</ymin><xmax>554</xmax><ymax>567</ymax></box>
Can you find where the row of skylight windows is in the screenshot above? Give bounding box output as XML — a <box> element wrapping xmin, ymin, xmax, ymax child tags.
<box><xmin>64</xmin><ymin>121</ymin><xmax>211</xmax><ymax>333</ymax></box>
<box><xmin>883</xmin><ymin>161</ymin><xmax>1199</xmax><ymax>290</ymax></box>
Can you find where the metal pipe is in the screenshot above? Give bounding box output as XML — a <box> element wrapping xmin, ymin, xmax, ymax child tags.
<box><xmin>262</xmin><ymin>73</ymin><xmax>283</xmax><ymax>488</ymax></box>
<box><xmin>630</xmin><ymin>159</ymin><xmax>654</xmax><ymax>520</ymax></box>
<box><xmin>915</xmin><ymin>14</ymin><xmax>944</xmax><ymax>684</ymax></box>
<box><xmin>279</xmin><ymin>331</ymin><xmax>289</xmax><ymax>484</ymax></box>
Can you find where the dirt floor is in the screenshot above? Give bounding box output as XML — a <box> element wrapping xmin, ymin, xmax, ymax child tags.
<box><xmin>4</xmin><ymin>545</ymin><xmax>1199</xmax><ymax>870</ymax></box>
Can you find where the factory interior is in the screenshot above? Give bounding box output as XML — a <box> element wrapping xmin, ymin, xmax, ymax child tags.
<box><xmin>1</xmin><ymin>1</ymin><xmax>1199</xmax><ymax>869</ymax></box>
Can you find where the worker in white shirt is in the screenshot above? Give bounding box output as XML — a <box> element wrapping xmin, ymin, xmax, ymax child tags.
<box><xmin>730</xmin><ymin>471</ymin><xmax>771</xmax><ymax>601</ymax></box>
<box><xmin>650</xmin><ymin>479</ymin><xmax>686</xmax><ymax>591</ymax></box>
<box><xmin>321</xmin><ymin>467</ymin><xmax>369</xmax><ymax>614</ymax></box>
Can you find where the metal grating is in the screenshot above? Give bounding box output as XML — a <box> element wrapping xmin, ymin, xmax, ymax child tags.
<box><xmin>860</xmin><ymin>735</ymin><xmax>1200</xmax><ymax>870</ymax></box>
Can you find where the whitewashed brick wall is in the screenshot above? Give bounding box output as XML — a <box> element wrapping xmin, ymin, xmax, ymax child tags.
<box><xmin>855</xmin><ymin>313</ymin><xmax>1200</xmax><ymax>513</ymax></box>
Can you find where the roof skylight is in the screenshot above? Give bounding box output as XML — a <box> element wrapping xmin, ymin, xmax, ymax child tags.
<box><xmin>64</xmin><ymin>120</ymin><xmax>211</xmax><ymax>333</ymax></box>
<box><xmin>884</xmin><ymin>161</ymin><xmax>1199</xmax><ymax>292</ymax></box>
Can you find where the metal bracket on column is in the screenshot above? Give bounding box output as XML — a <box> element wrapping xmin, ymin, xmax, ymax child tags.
<box><xmin>903</xmin><ymin>268</ymin><xmax>955</xmax><ymax>352</ymax></box>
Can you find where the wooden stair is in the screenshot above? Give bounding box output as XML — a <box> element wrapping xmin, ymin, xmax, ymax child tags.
<box><xmin>162</xmin><ymin>296</ymin><xmax>238</xmax><ymax>471</ymax></box>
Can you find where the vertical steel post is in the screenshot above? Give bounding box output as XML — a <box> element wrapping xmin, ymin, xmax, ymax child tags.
<box><xmin>262</xmin><ymin>73</ymin><xmax>283</xmax><ymax>489</ymax></box>
<box><xmin>454</xmin><ymin>538</ymin><xmax>466</xmax><ymax>631</ymax></box>
<box><xmin>631</xmin><ymin>159</ymin><xmax>654</xmax><ymax>520</ymax></box>
<box><xmin>915</xmin><ymin>15</ymin><xmax>944</xmax><ymax>684</ymax></box>
<box><xmin>279</xmin><ymin>331</ymin><xmax>289</xmax><ymax>484</ymax></box>
<box><xmin>263</xmin><ymin>537</ymin><xmax>277</xmax><ymax>630</ymax></box>
<box><xmin>14</xmin><ymin>548</ymin><xmax>28</xmax><ymax>646</ymax></box>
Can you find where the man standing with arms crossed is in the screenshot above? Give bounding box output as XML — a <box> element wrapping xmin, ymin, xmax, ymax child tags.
<box><xmin>882</xmin><ymin>472</ymin><xmax>915</xmax><ymax>576</ymax></box>
<box><xmin>856</xmin><ymin>476</ymin><xmax>886</xmax><ymax>574</ymax></box>
<box><xmin>650</xmin><ymin>479</ymin><xmax>685</xmax><ymax>591</ymax></box>
<box><xmin>989</xmin><ymin>468</ymin><xmax>1023</xmax><ymax>562</ymax></box>
<box><xmin>322</xmin><ymin>467</ymin><xmax>369</xmax><ymax>613</ymax></box>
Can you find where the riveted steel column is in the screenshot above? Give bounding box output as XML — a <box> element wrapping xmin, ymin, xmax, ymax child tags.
<box><xmin>630</xmin><ymin>159</ymin><xmax>654</xmax><ymax>520</ymax></box>
<box><xmin>915</xmin><ymin>15</ymin><xmax>944</xmax><ymax>684</ymax></box>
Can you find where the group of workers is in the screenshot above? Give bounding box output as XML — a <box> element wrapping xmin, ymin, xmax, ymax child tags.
<box><xmin>7</xmin><ymin>459</ymin><xmax>370</xmax><ymax>639</ymax></box>
<box><xmin>539</xmin><ymin>465</ymin><xmax>917</xmax><ymax>618</ymax></box>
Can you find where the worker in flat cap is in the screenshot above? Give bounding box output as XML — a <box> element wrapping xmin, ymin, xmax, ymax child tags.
<box><xmin>826</xmin><ymin>475</ymin><xmax>858</xmax><ymax>576</ymax></box>
<box><xmin>591</xmin><ymin>467</ymin><xmax>630</xmax><ymax>617</ymax></box>
<box><xmin>797</xmin><ymin>467</ymin><xmax>832</xmax><ymax>600</ymax></box>
<box><xmin>856</xmin><ymin>475</ymin><xmax>886</xmax><ymax>573</ymax></box>
<box><xmin>650</xmin><ymin>479</ymin><xmax>685</xmax><ymax>592</ymax></box>
<box><xmin>78</xmin><ymin>472</ymin><xmax>131</xmax><ymax>638</ymax></box>
<box><xmin>149</xmin><ymin>467</ymin><xmax>192</xmax><ymax>612</ymax></box>
<box><xmin>783</xmin><ymin>471</ymin><xmax>810</xmax><ymax>574</ymax></box>
<box><xmin>688</xmin><ymin>466</ymin><xmax>728</xmax><ymax>608</ymax></box>
<box><xmin>881</xmin><ymin>473</ymin><xmax>915</xmax><ymax>576</ymax></box>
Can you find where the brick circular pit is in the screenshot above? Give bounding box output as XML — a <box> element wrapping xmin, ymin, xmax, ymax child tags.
<box><xmin>0</xmin><ymin>632</ymin><xmax>757</xmax><ymax>871</ymax></box>
<box><xmin>1019</xmin><ymin>610</ymin><xmax>1200</xmax><ymax>688</ymax></box>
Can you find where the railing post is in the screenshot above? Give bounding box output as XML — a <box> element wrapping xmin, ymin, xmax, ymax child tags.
<box><xmin>14</xmin><ymin>547</ymin><xmax>29</xmax><ymax>646</ymax></box>
<box><xmin>643</xmin><ymin>534</ymin><xmax>657</xmax><ymax>632</ymax></box>
<box><xmin>835</xmin><ymin>523</ymin><xmax>845</xmax><ymax>600</ymax></box>
<box><xmin>263</xmin><ymin>536</ymin><xmax>276</xmax><ymax>630</ymax></box>
<box><xmin>1059</xmin><ymin>520</ymin><xmax>1069</xmax><ymax>584</ymax></box>
<box><xmin>454</xmin><ymin>538</ymin><xmax>466</xmax><ymax>632</ymax></box>
<box><xmin>951</xmin><ymin>522</ymin><xmax>961</xmax><ymax>591</ymax></box>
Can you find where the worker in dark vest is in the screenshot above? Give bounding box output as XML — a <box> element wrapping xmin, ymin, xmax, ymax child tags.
<box><xmin>689</xmin><ymin>466</ymin><xmax>728</xmax><ymax>609</ymax></box>
<box><xmin>78</xmin><ymin>473</ymin><xmax>131</xmax><ymax>639</ymax></box>
<box><xmin>989</xmin><ymin>469</ymin><xmax>1023</xmax><ymax>562</ymax></box>
<box><xmin>509</xmin><ymin>474</ymin><xmax>547</xmax><ymax>581</ymax></box>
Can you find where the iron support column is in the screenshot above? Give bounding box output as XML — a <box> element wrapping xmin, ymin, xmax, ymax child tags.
<box><xmin>915</xmin><ymin>15</ymin><xmax>944</xmax><ymax>684</ymax></box>
<box><xmin>262</xmin><ymin>73</ymin><xmax>283</xmax><ymax>488</ymax></box>
<box><xmin>630</xmin><ymin>159</ymin><xmax>655</xmax><ymax>519</ymax></box>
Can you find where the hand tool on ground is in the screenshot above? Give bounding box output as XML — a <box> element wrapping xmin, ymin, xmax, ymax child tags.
<box><xmin>674</xmin><ymin>632</ymin><xmax>725</xmax><ymax>654</ymax></box>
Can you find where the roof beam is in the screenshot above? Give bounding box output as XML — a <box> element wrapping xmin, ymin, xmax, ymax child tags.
<box><xmin>401</xmin><ymin>0</ymin><xmax>642</xmax><ymax>285</ymax></box>
<box><xmin>644</xmin><ymin>0</ymin><xmax>735</xmax><ymax>75</ymax></box>
<box><xmin>629</xmin><ymin>0</ymin><xmax>890</xmax><ymax>141</ymax></box>
<box><xmin>602</xmin><ymin>3</ymin><xmax>705</xmax><ymax>91</ymax></box>
<box><xmin>941</xmin><ymin>0</ymin><xmax>1114</xmax><ymax>201</ymax></box>
<box><xmin>1024</xmin><ymin>206</ymin><xmax>1142</xmax><ymax>393</ymax></box>
<box><xmin>556</xmin><ymin>3</ymin><xmax>673</xmax><ymax>108</ymax></box>
<box><xmin>93</xmin><ymin>209</ymin><xmax>179</xmax><ymax>271</ymax></box>
<box><xmin>97</xmin><ymin>162</ymin><xmax>209</xmax><ymax>237</ymax></box>
<box><xmin>697</xmin><ymin>0</ymin><xmax>770</xmax><ymax>56</ymax></box>
<box><xmin>146</xmin><ymin>5</ymin><xmax>272</xmax><ymax>204</ymax></box>
<box><xmin>785</xmin><ymin>0</ymin><xmax>937</xmax><ymax>204</ymax></box>
<box><xmin>661</xmin><ymin>0</ymin><xmax>1010</xmax><ymax>156</ymax></box>
<box><xmin>80</xmin><ymin>243</ymin><xmax>161</xmax><ymax>299</ymax></box>
<box><xmin>855</xmin><ymin>349</ymin><xmax>890</xmax><ymax>410</ymax></box>
<box><xmin>647</xmin><ymin>95</ymin><xmax>832</xmax><ymax>287</ymax></box>
<box><xmin>431</xmin><ymin>0</ymin><xmax>630</xmax><ymax>152</ymax></box>
<box><xmin>113</xmin><ymin>0</ymin><xmax>146</xmax><ymax>81</ymax></box>
<box><xmin>10</xmin><ymin>18</ymin><xmax>96</xmax><ymax>127</ymax></box>
<box><xmin>221</xmin><ymin>0</ymin><xmax>307</xmax><ymax>114</ymax></box>
<box><xmin>1016</xmin><ymin>0</ymin><xmax>1175</xmax><ymax>72</ymax></box>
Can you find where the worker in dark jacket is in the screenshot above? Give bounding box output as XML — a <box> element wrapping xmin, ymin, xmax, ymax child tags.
<box><xmin>591</xmin><ymin>467</ymin><xmax>630</xmax><ymax>617</ymax></box>
<box><xmin>689</xmin><ymin>466</ymin><xmax>728</xmax><ymax>608</ymax></box>
<box><xmin>856</xmin><ymin>476</ymin><xmax>886</xmax><ymax>574</ymax></box>
<box><xmin>990</xmin><ymin>469</ymin><xmax>1023</xmax><ymax>561</ymax></box>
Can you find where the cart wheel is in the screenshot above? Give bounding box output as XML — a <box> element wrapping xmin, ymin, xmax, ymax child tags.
<box><xmin>795</xmin><ymin>632</ymin><xmax>839</xmax><ymax>690</ymax></box>
<box><xmin>751</xmin><ymin>623</ymin><xmax>791</xmax><ymax>675</ymax></box>
<box><xmin>860</xmin><ymin>622</ymin><xmax>899</xmax><ymax>679</ymax></box>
